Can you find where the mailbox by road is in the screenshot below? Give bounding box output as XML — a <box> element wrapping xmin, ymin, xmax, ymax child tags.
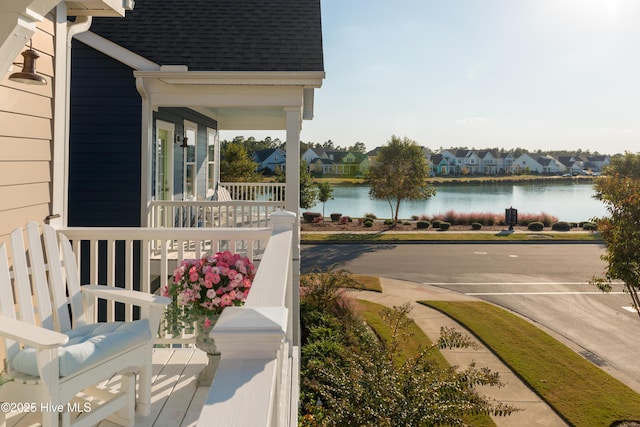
<box><xmin>505</xmin><ymin>207</ymin><xmax>518</xmax><ymax>231</ymax></box>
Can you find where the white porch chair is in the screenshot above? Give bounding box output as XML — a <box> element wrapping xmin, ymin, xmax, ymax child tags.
<box><xmin>210</xmin><ymin>186</ymin><xmax>235</xmax><ymax>226</ymax></box>
<box><xmin>0</xmin><ymin>223</ymin><xmax>170</xmax><ymax>427</ymax></box>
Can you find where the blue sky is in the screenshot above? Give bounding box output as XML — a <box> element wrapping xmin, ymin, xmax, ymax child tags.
<box><xmin>226</xmin><ymin>0</ymin><xmax>640</xmax><ymax>155</ymax></box>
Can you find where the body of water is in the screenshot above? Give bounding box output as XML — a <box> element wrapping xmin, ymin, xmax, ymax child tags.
<box><xmin>316</xmin><ymin>182</ymin><xmax>607</xmax><ymax>222</ymax></box>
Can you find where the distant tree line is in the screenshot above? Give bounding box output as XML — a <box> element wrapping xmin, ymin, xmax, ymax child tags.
<box><xmin>223</xmin><ymin>136</ymin><xmax>608</xmax><ymax>158</ymax></box>
<box><xmin>220</xmin><ymin>136</ymin><xmax>367</xmax><ymax>155</ymax></box>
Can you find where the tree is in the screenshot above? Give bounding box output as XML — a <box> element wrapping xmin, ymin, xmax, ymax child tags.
<box><xmin>316</xmin><ymin>182</ymin><xmax>333</xmax><ymax>218</ymax></box>
<box><xmin>367</xmin><ymin>135</ymin><xmax>435</xmax><ymax>225</ymax></box>
<box><xmin>275</xmin><ymin>162</ymin><xmax>318</xmax><ymax>209</ymax></box>
<box><xmin>219</xmin><ymin>143</ymin><xmax>261</xmax><ymax>183</ymax></box>
<box><xmin>322</xmin><ymin>139</ymin><xmax>335</xmax><ymax>150</ymax></box>
<box><xmin>349</xmin><ymin>141</ymin><xmax>367</xmax><ymax>153</ymax></box>
<box><xmin>591</xmin><ymin>152</ymin><xmax>640</xmax><ymax>319</ymax></box>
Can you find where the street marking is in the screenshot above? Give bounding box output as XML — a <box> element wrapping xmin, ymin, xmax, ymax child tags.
<box><xmin>473</xmin><ymin>251</ymin><xmax>487</xmax><ymax>255</ymax></box>
<box><xmin>466</xmin><ymin>291</ymin><xmax>625</xmax><ymax>296</ymax></box>
<box><xmin>622</xmin><ymin>306</ymin><xmax>639</xmax><ymax>313</ymax></box>
<box><xmin>509</xmin><ymin>255</ymin><xmax>518</xmax><ymax>258</ymax></box>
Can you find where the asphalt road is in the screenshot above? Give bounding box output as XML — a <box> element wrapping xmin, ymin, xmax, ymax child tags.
<box><xmin>301</xmin><ymin>242</ymin><xmax>640</xmax><ymax>390</ymax></box>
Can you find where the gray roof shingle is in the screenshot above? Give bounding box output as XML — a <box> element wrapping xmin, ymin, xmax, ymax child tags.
<box><xmin>89</xmin><ymin>0</ymin><xmax>324</xmax><ymax>72</ymax></box>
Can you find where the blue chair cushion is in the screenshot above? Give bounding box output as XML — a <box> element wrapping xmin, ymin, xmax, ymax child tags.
<box><xmin>11</xmin><ymin>319</ymin><xmax>151</xmax><ymax>377</ymax></box>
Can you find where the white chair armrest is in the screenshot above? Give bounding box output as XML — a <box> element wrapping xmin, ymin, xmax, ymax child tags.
<box><xmin>81</xmin><ymin>285</ymin><xmax>171</xmax><ymax>308</ymax></box>
<box><xmin>0</xmin><ymin>314</ymin><xmax>68</xmax><ymax>349</ymax></box>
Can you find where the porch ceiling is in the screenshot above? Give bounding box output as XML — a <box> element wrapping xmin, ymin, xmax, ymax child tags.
<box><xmin>135</xmin><ymin>70</ymin><xmax>324</xmax><ymax>130</ymax></box>
<box><xmin>191</xmin><ymin>106</ymin><xmax>289</xmax><ymax>131</ymax></box>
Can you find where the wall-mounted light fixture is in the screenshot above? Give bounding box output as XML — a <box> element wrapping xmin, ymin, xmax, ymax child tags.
<box><xmin>175</xmin><ymin>133</ymin><xmax>189</xmax><ymax>148</ymax></box>
<box><xmin>9</xmin><ymin>41</ymin><xmax>47</xmax><ymax>86</ymax></box>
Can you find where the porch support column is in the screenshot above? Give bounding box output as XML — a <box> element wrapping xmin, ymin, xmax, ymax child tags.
<box><xmin>284</xmin><ymin>106</ymin><xmax>301</xmax><ymax>348</ymax></box>
<box><xmin>136</xmin><ymin>77</ymin><xmax>153</xmax><ymax>227</ymax></box>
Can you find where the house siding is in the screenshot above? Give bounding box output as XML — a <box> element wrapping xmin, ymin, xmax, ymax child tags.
<box><xmin>69</xmin><ymin>40</ymin><xmax>142</xmax><ymax>226</ymax></box>
<box><xmin>0</xmin><ymin>19</ymin><xmax>55</xmax><ymax>243</ymax></box>
<box><xmin>70</xmin><ymin>40</ymin><xmax>221</xmax><ymax>225</ymax></box>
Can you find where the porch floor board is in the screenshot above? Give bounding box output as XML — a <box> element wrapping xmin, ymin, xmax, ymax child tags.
<box><xmin>4</xmin><ymin>349</ymin><xmax>210</xmax><ymax>427</ymax></box>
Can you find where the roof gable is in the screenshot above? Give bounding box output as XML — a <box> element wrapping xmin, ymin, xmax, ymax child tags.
<box><xmin>254</xmin><ymin>148</ymin><xmax>285</xmax><ymax>162</ymax></box>
<box><xmin>89</xmin><ymin>0</ymin><xmax>324</xmax><ymax>72</ymax></box>
<box><xmin>342</xmin><ymin>152</ymin><xmax>366</xmax><ymax>163</ymax></box>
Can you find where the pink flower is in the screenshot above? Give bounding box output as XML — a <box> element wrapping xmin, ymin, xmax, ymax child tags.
<box><xmin>204</xmin><ymin>317</ymin><xmax>212</xmax><ymax>329</ymax></box>
<box><xmin>189</xmin><ymin>266</ymin><xmax>199</xmax><ymax>282</ymax></box>
<box><xmin>220</xmin><ymin>294</ymin><xmax>232</xmax><ymax>307</ymax></box>
<box><xmin>166</xmin><ymin>252</ymin><xmax>256</xmax><ymax>331</ymax></box>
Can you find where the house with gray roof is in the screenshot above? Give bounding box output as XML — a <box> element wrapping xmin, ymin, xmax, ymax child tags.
<box><xmin>537</xmin><ymin>156</ymin><xmax>566</xmax><ymax>174</ymax></box>
<box><xmin>499</xmin><ymin>152</ymin><xmax>515</xmax><ymax>174</ymax></box>
<box><xmin>513</xmin><ymin>153</ymin><xmax>544</xmax><ymax>174</ymax></box>
<box><xmin>586</xmin><ymin>155</ymin><xmax>610</xmax><ymax>172</ymax></box>
<box><xmin>69</xmin><ymin>0</ymin><xmax>324</xmax><ymax>226</ymax></box>
<box><xmin>301</xmin><ymin>147</ymin><xmax>329</xmax><ymax>164</ymax></box>
<box><xmin>477</xmin><ymin>150</ymin><xmax>500</xmax><ymax>174</ymax></box>
<box><xmin>253</xmin><ymin>148</ymin><xmax>286</xmax><ymax>174</ymax></box>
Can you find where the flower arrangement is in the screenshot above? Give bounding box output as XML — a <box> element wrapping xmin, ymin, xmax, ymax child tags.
<box><xmin>163</xmin><ymin>251</ymin><xmax>257</xmax><ymax>333</ymax></box>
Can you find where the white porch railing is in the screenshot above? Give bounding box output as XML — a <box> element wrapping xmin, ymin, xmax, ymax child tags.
<box><xmin>220</xmin><ymin>182</ymin><xmax>286</xmax><ymax>202</ymax></box>
<box><xmin>57</xmin><ymin>225</ymin><xmax>271</xmax><ymax>341</ymax></box>
<box><xmin>148</xmin><ymin>200</ymin><xmax>285</xmax><ymax>228</ymax></box>
<box><xmin>198</xmin><ymin>211</ymin><xmax>298</xmax><ymax>427</ymax></box>
<box><xmin>56</xmin><ymin>211</ymin><xmax>299</xmax><ymax>426</ymax></box>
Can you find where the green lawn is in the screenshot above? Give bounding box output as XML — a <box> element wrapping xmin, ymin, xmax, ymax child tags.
<box><xmin>302</xmin><ymin>231</ymin><xmax>602</xmax><ymax>242</ymax></box>
<box><xmin>421</xmin><ymin>301</ymin><xmax>640</xmax><ymax>426</ymax></box>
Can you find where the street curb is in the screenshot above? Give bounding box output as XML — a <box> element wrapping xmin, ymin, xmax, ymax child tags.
<box><xmin>301</xmin><ymin>238</ymin><xmax>605</xmax><ymax>245</ymax></box>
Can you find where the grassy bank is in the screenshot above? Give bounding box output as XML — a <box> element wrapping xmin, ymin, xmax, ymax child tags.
<box><xmin>421</xmin><ymin>301</ymin><xmax>640</xmax><ymax>426</ymax></box>
<box><xmin>312</xmin><ymin>174</ymin><xmax>595</xmax><ymax>186</ymax></box>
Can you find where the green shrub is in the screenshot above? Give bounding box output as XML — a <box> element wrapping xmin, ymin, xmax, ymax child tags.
<box><xmin>364</xmin><ymin>213</ymin><xmax>377</xmax><ymax>219</ymax></box>
<box><xmin>439</xmin><ymin>222</ymin><xmax>451</xmax><ymax>230</ymax></box>
<box><xmin>551</xmin><ymin>221</ymin><xmax>571</xmax><ymax>231</ymax></box>
<box><xmin>582</xmin><ymin>222</ymin><xmax>597</xmax><ymax>231</ymax></box>
<box><xmin>298</xmin><ymin>290</ymin><xmax>517</xmax><ymax>426</ymax></box>
<box><xmin>416</xmin><ymin>220</ymin><xmax>430</xmax><ymax>229</ymax></box>
<box><xmin>527</xmin><ymin>221</ymin><xmax>544</xmax><ymax>231</ymax></box>
<box><xmin>302</xmin><ymin>212</ymin><xmax>322</xmax><ymax>223</ymax></box>
<box><xmin>339</xmin><ymin>216</ymin><xmax>351</xmax><ymax>225</ymax></box>
<box><xmin>363</xmin><ymin>219</ymin><xmax>374</xmax><ymax>228</ymax></box>
<box><xmin>471</xmin><ymin>222</ymin><xmax>482</xmax><ymax>230</ymax></box>
<box><xmin>384</xmin><ymin>219</ymin><xmax>393</xmax><ymax>225</ymax></box>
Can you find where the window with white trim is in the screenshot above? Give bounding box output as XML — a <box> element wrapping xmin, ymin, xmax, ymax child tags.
<box><xmin>207</xmin><ymin>128</ymin><xmax>217</xmax><ymax>196</ymax></box>
<box><xmin>183</xmin><ymin>121</ymin><xmax>197</xmax><ymax>200</ymax></box>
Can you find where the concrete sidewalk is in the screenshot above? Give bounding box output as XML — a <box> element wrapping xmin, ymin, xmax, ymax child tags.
<box><xmin>349</xmin><ymin>278</ymin><xmax>568</xmax><ymax>427</ymax></box>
